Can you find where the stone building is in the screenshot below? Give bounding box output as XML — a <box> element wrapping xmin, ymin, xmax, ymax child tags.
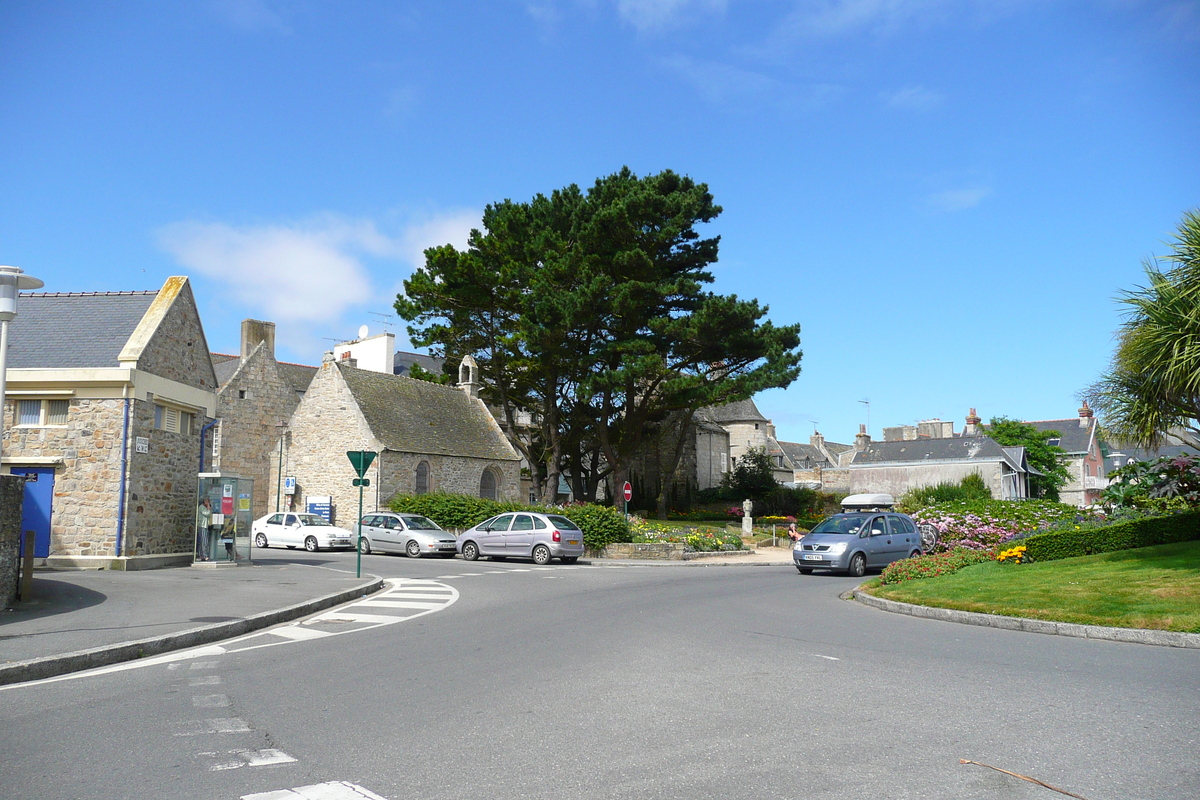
<box><xmin>209</xmin><ymin>320</ymin><xmax>317</xmax><ymax>519</ymax></box>
<box><xmin>274</xmin><ymin>354</ymin><xmax>521</xmax><ymax>526</ymax></box>
<box><xmin>1026</xmin><ymin>403</ymin><xmax>1109</xmax><ymax>507</ymax></box>
<box><xmin>2</xmin><ymin>277</ymin><xmax>217</xmax><ymax>569</ymax></box>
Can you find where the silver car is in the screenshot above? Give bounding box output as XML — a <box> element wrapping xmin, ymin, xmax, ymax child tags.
<box><xmin>458</xmin><ymin>512</ymin><xmax>585</xmax><ymax>565</ymax></box>
<box><xmin>793</xmin><ymin>512</ymin><xmax>923</xmax><ymax>576</ymax></box>
<box><xmin>356</xmin><ymin>512</ymin><xmax>458</xmax><ymax>558</ymax></box>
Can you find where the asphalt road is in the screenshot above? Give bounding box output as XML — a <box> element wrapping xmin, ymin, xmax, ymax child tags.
<box><xmin>1</xmin><ymin>549</ymin><xmax>1196</xmax><ymax>800</ymax></box>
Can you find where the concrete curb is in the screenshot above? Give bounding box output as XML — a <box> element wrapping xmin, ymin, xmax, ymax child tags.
<box><xmin>581</xmin><ymin>558</ymin><xmax>795</xmax><ymax>567</ymax></box>
<box><xmin>851</xmin><ymin>589</ymin><xmax>1200</xmax><ymax>649</ymax></box>
<box><xmin>0</xmin><ymin>574</ymin><xmax>384</xmax><ymax>686</ymax></box>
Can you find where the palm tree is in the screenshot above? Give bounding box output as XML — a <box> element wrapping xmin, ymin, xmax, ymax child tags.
<box><xmin>1087</xmin><ymin>210</ymin><xmax>1200</xmax><ymax>448</ymax></box>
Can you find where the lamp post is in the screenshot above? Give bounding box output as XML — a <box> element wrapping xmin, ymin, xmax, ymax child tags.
<box><xmin>275</xmin><ymin>419</ymin><xmax>288</xmax><ymax>512</ymax></box>
<box><xmin>0</xmin><ymin>266</ymin><xmax>44</xmax><ymax>464</ymax></box>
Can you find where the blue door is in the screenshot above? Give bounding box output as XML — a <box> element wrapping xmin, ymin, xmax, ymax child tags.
<box><xmin>12</xmin><ymin>467</ymin><xmax>55</xmax><ymax>558</ymax></box>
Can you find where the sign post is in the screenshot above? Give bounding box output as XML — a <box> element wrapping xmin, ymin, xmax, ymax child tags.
<box><xmin>347</xmin><ymin>450</ymin><xmax>378</xmax><ymax>578</ymax></box>
<box><xmin>622</xmin><ymin>480</ymin><xmax>632</xmax><ymax>518</ymax></box>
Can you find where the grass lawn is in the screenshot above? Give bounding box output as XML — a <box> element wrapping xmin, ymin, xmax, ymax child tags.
<box><xmin>866</xmin><ymin>540</ymin><xmax>1200</xmax><ymax>632</ymax></box>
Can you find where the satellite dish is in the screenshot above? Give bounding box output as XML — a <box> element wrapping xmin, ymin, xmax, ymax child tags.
<box><xmin>358</xmin><ymin>324</ymin><xmax>369</xmax><ymax>339</ymax></box>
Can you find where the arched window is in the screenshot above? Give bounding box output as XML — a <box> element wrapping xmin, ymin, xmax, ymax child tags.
<box><xmin>479</xmin><ymin>468</ymin><xmax>498</xmax><ymax>501</ymax></box>
<box><xmin>415</xmin><ymin>461</ymin><xmax>431</xmax><ymax>494</ymax></box>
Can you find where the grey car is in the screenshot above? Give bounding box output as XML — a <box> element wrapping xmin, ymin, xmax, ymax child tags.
<box><xmin>356</xmin><ymin>512</ymin><xmax>458</xmax><ymax>558</ymax></box>
<box><xmin>458</xmin><ymin>512</ymin><xmax>585</xmax><ymax>565</ymax></box>
<box><xmin>793</xmin><ymin>512</ymin><xmax>924</xmax><ymax>576</ymax></box>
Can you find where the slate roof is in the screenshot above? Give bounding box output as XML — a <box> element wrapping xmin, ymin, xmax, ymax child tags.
<box><xmin>1025</xmin><ymin>419</ymin><xmax>1095</xmax><ymax>455</ymax></box>
<box><xmin>338</xmin><ymin>363</ymin><xmax>518</xmax><ymax>461</ymax></box>
<box><xmin>393</xmin><ymin>350</ymin><xmax>444</xmax><ymax>378</ymax></box>
<box><xmin>699</xmin><ymin>398</ymin><xmax>768</xmax><ymax>424</ymax></box>
<box><xmin>779</xmin><ymin>441</ymin><xmax>836</xmax><ymax>467</ymax></box>
<box><xmin>6</xmin><ymin>291</ymin><xmax>158</xmax><ymax>369</ymax></box>
<box><xmin>849</xmin><ymin>436</ymin><xmax>1021</xmax><ymax>468</ymax></box>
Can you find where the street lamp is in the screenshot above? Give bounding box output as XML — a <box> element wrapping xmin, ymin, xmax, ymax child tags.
<box><xmin>0</xmin><ymin>266</ymin><xmax>44</xmax><ymax>463</ymax></box>
<box><xmin>275</xmin><ymin>419</ymin><xmax>288</xmax><ymax>512</ymax></box>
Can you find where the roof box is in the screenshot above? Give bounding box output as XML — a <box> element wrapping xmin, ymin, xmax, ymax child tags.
<box><xmin>840</xmin><ymin>493</ymin><xmax>895</xmax><ymax>511</ymax></box>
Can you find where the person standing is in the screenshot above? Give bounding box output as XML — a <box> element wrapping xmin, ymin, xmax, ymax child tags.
<box><xmin>787</xmin><ymin>522</ymin><xmax>800</xmax><ymax>542</ymax></box>
<box><xmin>196</xmin><ymin>496</ymin><xmax>213</xmax><ymax>561</ymax></box>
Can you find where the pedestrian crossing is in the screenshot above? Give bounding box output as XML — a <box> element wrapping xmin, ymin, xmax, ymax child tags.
<box><xmin>258</xmin><ymin>580</ymin><xmax>458</xmax><ymax>641</ymax></box>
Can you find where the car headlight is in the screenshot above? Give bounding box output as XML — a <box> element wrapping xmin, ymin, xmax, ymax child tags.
<box><xmin>792</xmin><ymin>541</ymin><xmax>803</xmax><ymax>551</ymax></box>
<box><xmin>827</xmin><ymin>542</ymin><xmax>848</xmax><ymax>555</ymax></box>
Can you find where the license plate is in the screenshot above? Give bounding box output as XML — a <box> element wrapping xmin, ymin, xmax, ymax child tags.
<box><xmin>567</xmin><ymin>540</ymin><xmax>579</xmax><ymax>545</ymax></box>
<box><xmin>803</xmin><ymin>554</ymin><xmax>823</xmax><ymax>561</ymax></box>
<box><xmin>438</xmin><ymin>544</ymin><xmax>456</xmax><ymax>550</ymax></box>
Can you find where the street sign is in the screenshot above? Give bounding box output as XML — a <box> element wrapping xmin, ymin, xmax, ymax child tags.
<box><xmin>347</xmin><ymin>450</ymin><xmax>377</xmax><ymax>478</ymax></box>
<box><xmin>622</xmin><ymin>481</ymin><xmax>633</xmax><ymax>502</ymax></box>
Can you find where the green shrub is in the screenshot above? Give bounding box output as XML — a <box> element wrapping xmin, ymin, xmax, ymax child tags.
<box><xmin>910</xmin><ymin>499</ymin><xmax>1086</xmax><ymax>551</ymax></box>
<box><xmin>389</xmin><ymin>492</ymin><xmax>631</xmax><ymax>551</ymax></box>
<box><xmin>896</xmin><ymin>474</ymin><xmax>992</xmax><ymax>513</ymax></box>
<box><xmin>1018</xmin><ymin>510</ymin><xmax>1200</xmax><ymax>562</ymax></box>
<box><xmin>879</xmin><ymin>547</ymin><xmax>996</xmax><ymax>584</ymax></box>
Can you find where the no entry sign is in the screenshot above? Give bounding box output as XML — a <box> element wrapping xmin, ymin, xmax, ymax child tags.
<box><xmin>622</xmin><ymin>481</ymin><xmax>633</xmax><ymax>502</ymax></box>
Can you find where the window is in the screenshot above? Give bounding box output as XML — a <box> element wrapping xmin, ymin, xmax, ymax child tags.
<box><xmin>415</xmin><ymin>461</ymin><xmax>431</xmax><ymax>494</ymax></box>
<box><xmin>15</xmin><ymin>399</ymin><xmax>69</xmax><ymax>427</ymax></box>
<box><xmin>154</xmin><ymin>404</ymin><xmax>195</xmax><ymax>434</ymax></box>
<box><xmin>480</xmin><ymin>468</ymin><xmax>499</xmax><ymax>501</ymax></box>
<box><xmin>511</xmin><ymin>514</ymin><xmax>534</xmax><ymax>531</ymax></box>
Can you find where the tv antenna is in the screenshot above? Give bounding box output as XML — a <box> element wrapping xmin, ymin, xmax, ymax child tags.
<box><xmin>369</xmin><ymin>311</ymin><xmax>396</xmax><ymax>330</ymax></box>
<box><xmin>858</xmin><ymin>398</ymin><xmax>871</xmax><ymax>434</ymax></box>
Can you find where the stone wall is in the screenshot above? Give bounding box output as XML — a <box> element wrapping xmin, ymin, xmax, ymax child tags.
<box><xmin>123</xmin><ymin>398</ymin><xmax>208</xmax><ymax>556</ymax></box>
<box><xmin>377</xmin><ymin>450</ymin><xmax>519</xmax><ymax>508</ymax></box>
<box><xmin>132</xmin><ymin>279</ymin><xmax>218</xmax><ymax>390</ymax></box>
<box><xmin>4</xmin><ymin>398</ymin><xmax>125</xmax><ymax>557</ymax></box>
<box><xmin>215</xmin><ymin>342</ymin><xmax>301</xmax><ymax>520</ymax></box>
<box><xmin>0</xmin><ymin>476</ymin><xmax>23</xmax><ymax>608</ymax></box>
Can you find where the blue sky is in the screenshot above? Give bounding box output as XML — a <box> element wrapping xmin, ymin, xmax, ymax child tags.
<box><xmin>2</xmin><ymin>1</ymin><xmax>1197</xmax><ymax>446</ymax></box>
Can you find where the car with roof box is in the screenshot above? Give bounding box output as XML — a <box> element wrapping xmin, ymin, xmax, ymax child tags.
<box><xmin>793</xmin><ymin>493</ymin><xmax>926</xmax><ymax>576</ymax></box>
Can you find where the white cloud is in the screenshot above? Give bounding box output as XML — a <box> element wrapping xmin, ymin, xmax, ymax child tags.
<box><xmin>881</xmin><ymin>84</ymin><xmax>943</xmax><ymax>110</ymax></box>
<box><xmin>209</xmin><ymin>0</ymin><xmax>292</xmax><ymax>34</ymax></box>
<box><xmin>927</xmin><ymin>186</ymin><xmax>991</xmax><ymax>212</ymax></box>
<box><xmin>158</xmin><ymin>216</ymin><xmax>397</xmax><ymax>324</ymax></box>
<box><xmin>617</xmin><ymin>0</ymin><xmax>727</xmax><ymax>32</ymax></box>
<box><xmin>159</xmin><ymin>211</ymin><xmax>481</xmax><ymax>330</ymax></box>
<box><xmin>662</xmin><ymin>54</ymin><xmax>778</xmax><ymax>104</ymax></box>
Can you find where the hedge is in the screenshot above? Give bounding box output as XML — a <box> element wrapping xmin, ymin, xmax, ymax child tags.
<box><xmin>1018</xmin><ymin>510</ymin><xmax>1200</xmax><ymax>562</ymax></box>
<box><xmin>388</xmin><ymin>492</ymin><xmax>632</xmax><ymax>551</ymax></box>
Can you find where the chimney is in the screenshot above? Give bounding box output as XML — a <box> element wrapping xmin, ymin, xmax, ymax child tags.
<box><xmin>1079</xmin><ymin>400</ymin><xmax>1094</xmax><ymax>427</ymax></box>
<box><xmin>338</xmin><ymin>351</ymin><xmax>357</xmax><ymax>369</ymax></box>
<box><xmin>240</xmin><ymin>319</ymin><xmax>276</xmax><ymax>361</ymax></box>
<box><xmin>810</xmin><ymin>431</ymin><xmax>825</xmax><ymax>449</ymax></box>
<box><xmin>854</xmin><ymin>423</ymin><xmax>871</xmax><ymax>451</ymax></box>
<box><xmin>964</xmin><ymin>407</ymin><xmax>981</xmax><ymax>436</ymax></box>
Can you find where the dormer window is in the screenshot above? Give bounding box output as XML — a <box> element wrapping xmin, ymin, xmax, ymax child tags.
<box><xmin>1047</xmin><ymin>438</ymin><xmax>1060</xmax><ymax>447</ymax></box>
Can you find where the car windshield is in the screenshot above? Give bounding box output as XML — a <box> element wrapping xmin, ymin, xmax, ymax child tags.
<box><xmin>546</xmin><ymin>515</ymin><xmax>581</xmax><ymax>531</ymax></box>
<box><xmin>810</xmin><ymin>515</ymin><xmax>866</xmax><ymax>535</ymax></box>
<box><xmin>298</xmin><ymin>514</ymin><xmax>332</xmax><ymax>526</ymax></box>
<box><xmin>401</xmin><ymin>515</ymin><xmax>442</xmax><ymax>531</ymax></box>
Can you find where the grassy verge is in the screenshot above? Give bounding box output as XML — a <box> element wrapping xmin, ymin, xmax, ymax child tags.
<box><xmin>865</xmin><ymin>540</ymin><xmax>1200</xmax><ymax>632</ymax></box>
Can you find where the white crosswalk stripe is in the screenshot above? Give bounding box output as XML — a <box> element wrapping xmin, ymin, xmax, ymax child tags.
<box><xmin>242</xmin><ymin>781</ymin><xmax>390</xmax><ymax>800</ymax></box>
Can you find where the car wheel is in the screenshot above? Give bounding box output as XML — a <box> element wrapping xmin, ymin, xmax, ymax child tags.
<box><xmin>532</xmin><ymin>544</ymin><xmax>552</xmax><ymax>565</ymax></box>
<box><xmin>798</xmin><ymin>567</ymin><xmax>813</xmax><ymax>575</ymax></box>
<box><xmin>561</xmin><ymin>557</ymin><xmax>578</xmax><ymax>564</ymax></box>
<box><xmin>461</xmin><ymin>541</ymin><xmax>479</xmax><ymax>561</ymax></box>
<box><xmin>359</xmin><ymin>537</ymin><xmax>371</xmax><ymax>555</ymax></box>
<box><xmin>304</xmin><ymin>536</ymin><xmax>319</xmax><ymax>552</ymax></box>
<box><xmin>255</xmin><ymin>533</ymin><xmax>268</xmax><ymax>549</ymax></box>
<box><xmin>847</xmin><ymin>552</ymin><xmax>866</xmax><ymax>577</ymax></box>
<box><xmin>406</xmin><ymin>540</ymin><xmax>422</xmax><ymax>558</ymax></box>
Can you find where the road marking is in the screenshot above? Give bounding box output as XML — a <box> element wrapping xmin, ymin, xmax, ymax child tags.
<box><xmin>174</xmin><ymin>717</ymin><xmax>252</xmax><ymax>736</ymax></box>
<box><xmin>356</xmin><ymin>600</ymin><xmax>445</xmax><ymax>610</ymax></box>
<box><xmin>208</xmin><ymin>748</ymin><xmax>298</xmax><ymax>771</ymax></box>
<box><xmin>269</xmin><ymin>625</ymin><xmax>335</xmax><ymax>640</ymax></box>
<box><xmin>190</xmin><ymin>660</ymin><xmax>222</xmax><ymax>670</ymax></box>
<box><xmin>242</xmin><ymin>781</ymin><xmax>389</xmax><ymax>800</ymax></box>
<box><xmin>189</xmin><ymin>675</ymin><xmax>222</xmax><ymax>686</ymax></box>
<box><xmin>192</xmin><ymin>693</ymin><xmax>230</xmax><ymax>707</ymax></box>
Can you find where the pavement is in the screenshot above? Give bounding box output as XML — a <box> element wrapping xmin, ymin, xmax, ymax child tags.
<box><xmin>0</xmin><ymin>558</ymin><xmax>382</xmax><ymax>685</ymax></box>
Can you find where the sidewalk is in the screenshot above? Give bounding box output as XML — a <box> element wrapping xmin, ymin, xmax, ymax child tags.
<box><xmin>0</xmin><ymin>559</ymin><xmax>381</xmax><ymax>685</ymax></box>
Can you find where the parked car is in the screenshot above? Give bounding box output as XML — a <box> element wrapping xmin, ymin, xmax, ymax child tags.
<box><xmin>458</xmin><ymin>512</ymin><xmax>585</xmax><ymax>565</ymax></box>
<box><xmin>793</xmin><ymin>511</ymin><xmax>923</xmax><ymax>576</ymax></box>
<box><xmin>356</xmin><ymin>512</ymin><xmax>458</xmax><ymax>558</ymax></box>
<box><xmin>252</xmin><ymin>512</ymin><xmax>355</xmax><ymax>552</ymax></box>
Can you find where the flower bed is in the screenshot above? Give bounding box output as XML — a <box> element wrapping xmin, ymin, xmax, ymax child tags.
<box><xmin>878</xmin><ymin>547</ymin><xmax>996</xmax><ymax>585</ymax></box>
<box><xmin>910</xmin><ymin>499</ymin><xmax>1088</xmax><ymax>551</ymax></box>
<box><xmin>629</xmin><ymin>517</ymin><xmax>744</xmax><ymax>552</ymax></box>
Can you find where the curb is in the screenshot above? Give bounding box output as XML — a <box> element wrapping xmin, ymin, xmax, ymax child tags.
<box><xmin>0</xmin><ymin>575</ymin><xmax>384</xmax><ymax>686</ymax></box>
<box><xmin>851</xmin><ymin>589</ymin><xmax>1200</xmax><ymax>649</ymax></box>
<box><xmin>581</xmin><ymin>558</ymin><xmax>794</xmax><ymax>567</ymax></box>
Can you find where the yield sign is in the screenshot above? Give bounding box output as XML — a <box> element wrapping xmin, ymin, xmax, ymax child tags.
<box><xmin>347</xmin><ymin>450</ymin><xmax>378</xmax><ymax>478</ymax></box>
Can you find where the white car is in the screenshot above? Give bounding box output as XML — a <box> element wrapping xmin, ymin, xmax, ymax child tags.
<box><xmin>252</xmin><ymin>512</ymin><xmax>355</xmax><ymax>552</ymax></box>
